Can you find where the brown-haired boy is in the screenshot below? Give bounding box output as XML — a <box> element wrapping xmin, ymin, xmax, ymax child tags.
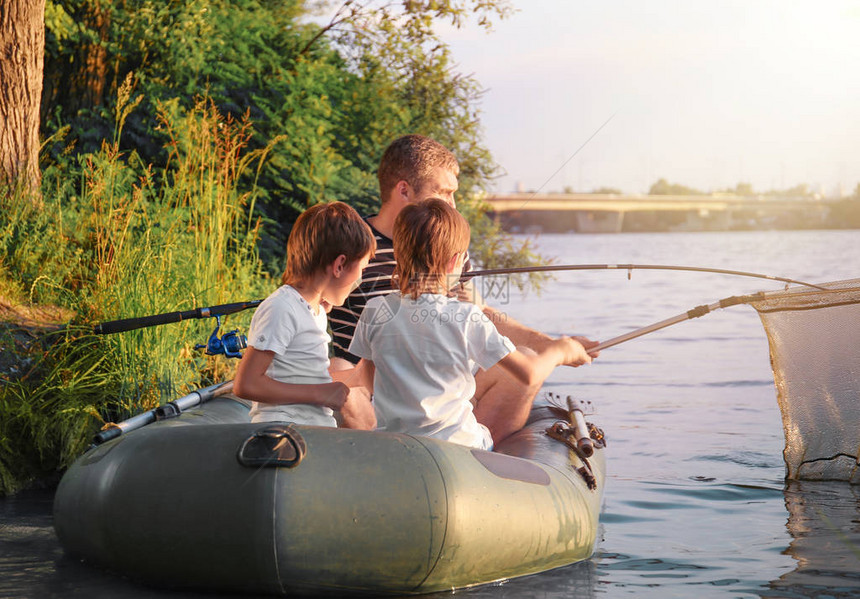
<box><xmin>234</xmin><ymin>201</ymin><xmax>376</xmax><ymax>428</ymax></box>
<box><xmin>348</xmin><ymin>199</ymin><xmax>593</xmax><ymax>449</ymax></box>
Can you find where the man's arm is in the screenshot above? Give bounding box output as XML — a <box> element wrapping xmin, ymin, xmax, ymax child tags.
<box><xmin>457</xmin><ymin>279</ymin><xmax>555</xmax><ymax>351</ymax></box>
<box><xmin>481</xmin><ymin>303</ymin><xmax>556</xmax><ymax>352</ymax></box>
<box><xmin>459</xmin><ymin>279</ymin><xmax>600</xmax><ymax>359</ymax></box>
<box><xmin>331</xmin><ymin>360</ymin><xmax>376</xmax><ymax>430</ymax></box>
<box><xmin>330</xmin><ymin>358</ymin><xmax>374</xmax><ymax>390</ymax></box>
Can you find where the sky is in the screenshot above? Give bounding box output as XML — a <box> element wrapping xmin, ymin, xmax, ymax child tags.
<box><xmin>438</xmin><ymin>0</ymin><xmax>860</xmax><ymax>196</ymax></box>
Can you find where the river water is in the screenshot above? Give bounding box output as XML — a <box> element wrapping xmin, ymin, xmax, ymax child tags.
<box><xmin>2</xmin><ymin>229</ymin><xmax>859</xmax><ymax>598</ymax></box>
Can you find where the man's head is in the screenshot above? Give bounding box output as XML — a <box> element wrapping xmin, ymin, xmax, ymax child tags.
<box><xmin>392</xmin><ymin>198</ymin><xmax>470</xmax><ymax>297</ymax></box>
<box><xmin>282</xmin><ymin>201</ymin><xmax>376</xmax><ymax>286</ymax></box>
<box><xmin>377</xmin><ymin>135</ymin><xmax>460</xmax><ymax>207</ymax></box>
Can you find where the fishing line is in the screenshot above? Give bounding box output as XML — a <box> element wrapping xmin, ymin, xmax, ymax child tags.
<box><xmin>518</xmin><ymin>112</ymin><xmax>617</xmax><ymax>209</ymax></box>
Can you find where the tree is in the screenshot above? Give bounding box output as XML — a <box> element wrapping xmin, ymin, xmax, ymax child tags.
<box><xmin>0</xmin><ymin>0</ymin><xmax>46</xmax><ymax>195</ymax></box>
<box><xmin>40</xmin><ymin>1</ymin><xmax>521</xmax><ymax>265</ymax></box>
<box><xmin>733</xmin><ymin>182</ymin><xmax>754</xmax><ymax>196</ymax></box>
<box><xmin>648</xmin><ymin>178</ymin><xmax>703</xmax><ymax>195</ymax></box>
<box><xmin>592</xmin><ymin>186</ymin><xmax>622</xmax><ymax>195</ymax></box>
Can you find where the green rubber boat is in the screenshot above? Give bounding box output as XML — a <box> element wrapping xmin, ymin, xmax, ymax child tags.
<box><xmin>53</xmin><ymin>383</ymin><xmax>606</xmax><ymax>595</ymax></box>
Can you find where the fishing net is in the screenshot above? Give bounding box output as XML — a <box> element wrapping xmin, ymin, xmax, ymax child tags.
<box><xmin>750</xmin><ymin>279</ymin><xmax>860</xmax><ymax>483</ymax></box>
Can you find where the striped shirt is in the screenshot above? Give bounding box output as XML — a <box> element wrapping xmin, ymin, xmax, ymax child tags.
<box><xmin>329</xmin><ymin>218</ymin><xmax>396</xmax><ymax>363</ymax></box>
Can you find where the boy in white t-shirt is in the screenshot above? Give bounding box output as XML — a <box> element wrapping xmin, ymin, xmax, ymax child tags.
<box><xmin>234</xmin><ymin>202</ymin><xmax>376</xmax><ymax>429</ymax></box>
<box><xmin>348</xmin><ymin>199</ymin><xmax>594</xmax><ymax>449</ymax></box>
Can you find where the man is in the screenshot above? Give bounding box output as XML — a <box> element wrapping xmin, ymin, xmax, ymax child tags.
<box><xmin>329</xmin><ymin>134</ymin><xmax>599</xmax><ymax>443</ymax></box>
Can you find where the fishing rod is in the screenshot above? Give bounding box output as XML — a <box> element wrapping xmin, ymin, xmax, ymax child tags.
<box><xmin>91</xmin><ymin>263</ymin><xmax>820</xmax><ymax>336</ymax></box>
<box><xmin>462</xmin><ymin>263</ymin><xmax>827</xmax><ymax>291</ymax></box>
<box><xmin>93</xmin><ymin>300</ymin><xmax>262</xmax><ymax>335</ymax></box>
<box><xmin>460</xmin><ymin>263</ymin><xmax>827</xmax><ymax>352</ymax></box>
<box><xmin>93</xmin><ymin>300</ymin><xmax>261</xmax><ymax>359</ymax></box>
<box><xmin>590</xmin><ymin>291</ymin><xmax>768</xmax><ymax>353</ymax></box>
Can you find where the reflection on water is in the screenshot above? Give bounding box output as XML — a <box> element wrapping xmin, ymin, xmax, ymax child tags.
<box><xmin>0</xmin><ymin>489</ymin><xmax>233</xmax><ymax>599</ymax></box>
<box><xmin>766</xmin><ymin>482</ymin><xmax>860</xmax><ymax>598</ymax></box>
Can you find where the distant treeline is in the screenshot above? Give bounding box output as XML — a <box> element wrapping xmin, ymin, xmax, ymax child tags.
<box><xmin>555</xmin><ymin>179</ymin><xmax>860</xmax><ymax>199</ymax></box>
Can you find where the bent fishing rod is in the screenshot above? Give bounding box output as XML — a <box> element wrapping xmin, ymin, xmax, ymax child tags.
<box><xmin>462</xmin><ymin>264</ymin><xmax>827</xmax><ymax>291</ymax></box>
<box><xmin>462</xmin><ymin>265</ymin><xmax>820</xmax><ymax>353</ymax></box>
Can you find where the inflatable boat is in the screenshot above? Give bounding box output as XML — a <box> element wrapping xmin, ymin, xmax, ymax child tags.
<box><xmin>53</xmin><ymin>383</ymin><xmax>606</xmax><ymax>595</ymax></box>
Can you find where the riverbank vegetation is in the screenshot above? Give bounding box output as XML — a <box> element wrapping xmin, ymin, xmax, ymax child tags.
<box><xmin>1</xmin><ymin>0</ymin><xmax>549</xmax><ymax>496</ymax></box>
<box><xmin>1</xmin><ymin>92</ymin><xmax>269</xmax><ymax>494</ymax></box>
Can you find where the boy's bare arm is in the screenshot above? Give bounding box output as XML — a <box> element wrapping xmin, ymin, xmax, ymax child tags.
<box><xmin>234</xmin><ymin>347</ymin><xmax>348</xmax><ymax>410</ymax></box>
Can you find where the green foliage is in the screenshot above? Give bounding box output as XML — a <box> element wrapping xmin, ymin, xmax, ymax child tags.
<box><xmin>1</xmin><ymin>92</ymin><xmax>269</xmax><ymax>495</ymax></box>
<box><xmin>0</xmin><ymin>327</ymin><xmax>114</xmax><ymax>494</ymax></box>
<box><xmin>732</xmin><ymin>182</ymin><xmax>755</xmax><ymax>196</ymax></box>
<box><xmin>41</xmin><ymin>0</ymin><xmax>519</xmax><ymax>271</ymax></box>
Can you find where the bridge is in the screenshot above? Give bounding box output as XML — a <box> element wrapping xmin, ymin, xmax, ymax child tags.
<box><xmin>483</xmin><ymin>192</ymin><xmax>836</xmax><ymax>233</ymax></box>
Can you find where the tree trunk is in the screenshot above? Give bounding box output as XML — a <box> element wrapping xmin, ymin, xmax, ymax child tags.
<box><xmin>0</xmin><ymin>0</ymin><xmax>46</xmax><ymax>196</ymax></box>
<box><xmin>41</xmin><ymin>1</ymin><xmax>111</xmax><ymax>124</ymax></box>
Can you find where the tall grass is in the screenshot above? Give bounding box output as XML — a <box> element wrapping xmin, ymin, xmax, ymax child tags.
<box><xmin>0</xmin><ymin>79</ymin><xmax>273</xmax><ymax>494</ymax></box>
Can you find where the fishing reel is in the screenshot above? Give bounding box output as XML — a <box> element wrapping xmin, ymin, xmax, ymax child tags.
<box><xmin>194</xmin><ymin>315</ymin><xmax>247</xmax><ymax>359</ymax></box>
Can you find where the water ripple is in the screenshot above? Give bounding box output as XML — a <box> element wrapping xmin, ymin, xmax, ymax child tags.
<box><xmin>694</xmin><ymin>451</ymin><xmax>785</xmax><ymax>469</ymax></box>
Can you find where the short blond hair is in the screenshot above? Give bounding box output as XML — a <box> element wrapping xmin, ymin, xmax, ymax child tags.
<box><xmin>282</xmin><ymin>202</ymin><xmax>376</xmax><ymax>285</ymax></box>
<box><xmin>377</xmin><ymin>135</ymin><xmax>459</xmax><ymax>204</ymax></box>
<box><xmin>393</xmin><ymin>199</ymin><xmax>470</xmax><ymax>297</ymax></box>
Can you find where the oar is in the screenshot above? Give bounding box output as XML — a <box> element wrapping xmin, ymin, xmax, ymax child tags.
<box><xmin>93</xmin><ymin>301</ymin><xmax>262</xmax><ymax>335</ymax></box>
<box><xmin>590</xmin><ymin>291</ymin><xmax>767</xmax><ymax>353</ymax></box>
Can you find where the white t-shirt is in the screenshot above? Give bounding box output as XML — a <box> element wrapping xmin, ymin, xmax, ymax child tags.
<box><xmin>246</xmin><ymin>285</ymin><xmax>336</xmax><ymax>427</ymax></box>
<box><xmin>349</xmin><ymin>292</ymin><xmax>515</xmax><ymax>449</ymax></box>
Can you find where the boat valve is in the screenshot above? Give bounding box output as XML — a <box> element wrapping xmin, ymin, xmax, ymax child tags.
<box><xmin>195</xmin><ymin>315</ymin><xmax>247</xmax><ymax>359</ymax></box>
